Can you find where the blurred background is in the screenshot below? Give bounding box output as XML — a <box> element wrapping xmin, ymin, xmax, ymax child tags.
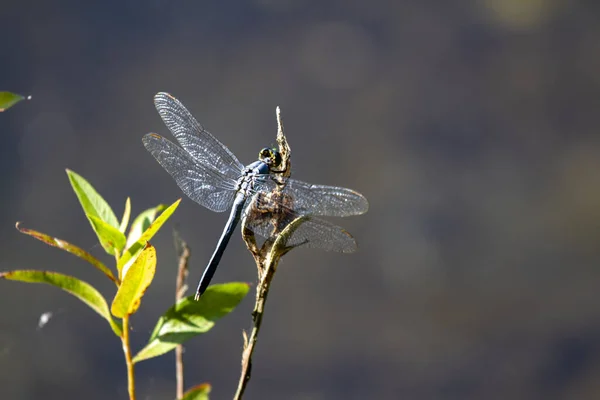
<box><xmin>2</xmin><ymin>0</ymin><xmax>600</xmax><ymax>399</ymax></box>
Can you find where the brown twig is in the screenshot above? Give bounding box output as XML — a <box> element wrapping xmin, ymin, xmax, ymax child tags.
<box><xmin>233</xmin><ymin>256</ymin><xmax>276</xmax><ymax>399</ymax></box>
<box><xmin>234</xmin><ymin>215</ymin><xmax>305</xmax><ymax>399</ymax></box>
<box><xmin>173</xmin><ymin>229</ymin><xmax>190</xmax><ymax>400</ymax></box>
<box><xmin>275</xmin><ymin>106</ymin><xmax>292</xmax><ymax>180</ymax></box>
<box><xmin>233</xmin><ymin>106</ymin><xmax>294</xmax><ymax>399</ymax></box>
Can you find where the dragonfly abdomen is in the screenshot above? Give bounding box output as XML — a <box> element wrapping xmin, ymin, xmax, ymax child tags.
<box><xmin>194</xmin><ymin>192</ymin><xmax>246</xmax><ymax>300</ymax></box>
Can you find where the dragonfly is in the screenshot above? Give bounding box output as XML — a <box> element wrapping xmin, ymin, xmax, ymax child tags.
<box><xmin>143</xmin><ymin>93</ymin><xmax>368</xmax><ymax>300</ymax></box>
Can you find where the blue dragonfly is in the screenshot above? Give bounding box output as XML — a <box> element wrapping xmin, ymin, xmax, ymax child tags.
<box><xmin>143</xmin><ymin>93</ymin><xmax>368</xmax><ymax>300</ymax></box>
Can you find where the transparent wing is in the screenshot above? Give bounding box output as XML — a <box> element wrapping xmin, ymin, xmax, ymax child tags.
<box><xmin>280</xmin><ymin>217</ymin><xmax>358</xmax><ymax>253</ymax></box>
<box><xmin>243</xmin><ymin>211</ymin><xmax>358</xmax><ymax>253</ymax></box>
<box><xmin>254</xmin><ymin>178</ymin><xmax>369</xmax><ymax>217</ymax></box>
<box><xmin>154</xmin><ymin>92</ymin><xmax>244</xmax><ymax>181</ymax></box>
<box><xmin>143</xmin><ymin>133</ymin><xmax>237</xmax><ymax>212</ymax></box>
<box><xmin>241</xmin><ymin>191</ymin><xmax>358</xmax><ymax>253</ymax></box>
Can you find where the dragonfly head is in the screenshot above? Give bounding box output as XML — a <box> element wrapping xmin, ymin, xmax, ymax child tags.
<box><xmin>258</xmin><ymin>147</ymin><xmax>282</xmax><ymax>169</ymax></box>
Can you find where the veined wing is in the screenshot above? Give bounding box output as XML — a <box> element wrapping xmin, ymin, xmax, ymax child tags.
<box><xmin>154</xmin><ymin>92</ymin><xmax>244</xmax><ymax>181</ymax></box>
<box><xmin>254</xmin><ymin>178</ymin><xmax>369</xmax><ymax>217</ymax></box>
<box><xmin>242</xmin><ymin>203</ymin><xmax>358</xmax><ymax>253</ymax></box>
<box><xmin>283</xmin><ymin>217</ymin><xmax>357</xmax><ymax>253</ymax></box>
<box><xmin>143</xmin><ymin>133</ymin><xmax>237</xmax><ymax>212</ymax></box>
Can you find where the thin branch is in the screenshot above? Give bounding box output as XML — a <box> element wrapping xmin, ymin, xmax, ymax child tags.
<box><xmin>234</xmin><ymin>216</ymin><xmax>305</xmax><ymax>399</ymax></box>
<box><xmin>275</xmin><ymin>106</ymin><xmax>292</xmax><ymax>180</ymax></box>
<box><xmin>173</xmin><ymin>228</ymin><xmax>190</xmax><ymax>399</ymax></box>
<box><xmin>233</xmin><ymin>257</ymin><xmax>276</xmax><ymax>400</ymax></box>
<box><xmin>121</xmin><ymin>316</ymin><xmax>136</xmax><ymax>400</ymax></box>
<box><xmin>174</xmin><ymin>229</ymin><xmax>190</xmax><ymax>300</ymax></box>
<box><xmin>234</xmin><ymin>107</ymin><xmax>294</xmax><ymax>399</ymax></box>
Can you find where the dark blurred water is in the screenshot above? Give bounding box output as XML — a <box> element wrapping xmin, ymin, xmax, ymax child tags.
<box><xmin>2</xmin><ymin>1</ymin><xmax>600</xmax><ymax>399</ymax></box>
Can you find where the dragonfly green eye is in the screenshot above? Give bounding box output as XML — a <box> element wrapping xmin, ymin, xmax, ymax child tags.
<box><xmin>258</xmin><ymin>147</ymin><xmax>282</xmax><ymax>168</ymax></box>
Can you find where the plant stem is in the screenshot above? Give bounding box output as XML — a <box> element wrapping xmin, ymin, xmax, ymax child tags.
<box><xmin>234</xmin><ymin>105</ymin><xmax>293</xmax><ymax>399</ymax></box>
<box><xmin>175</xmin><ymin>346</ymin><xmax>184</xmax><ymax>399</ymax></box>
<box><xmin>233</xmin><ymin>261</ymin><xmax>275</xmax><ymax>400</ymax></box>
<box><xmin>173</xmin><ymin>230</ymin><xmax>190</xmax><ymax>399</ymax></box>
<box><xmin>121</xmin><ymin>316</ymin><xmax>136</xmax><ymax>400</ymax></box>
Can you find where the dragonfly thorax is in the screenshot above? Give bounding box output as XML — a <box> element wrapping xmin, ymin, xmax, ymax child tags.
<box><xmin>235</xmin><ymin>159</ymin><xmax>270</xmax><ymax>195</ymax></box>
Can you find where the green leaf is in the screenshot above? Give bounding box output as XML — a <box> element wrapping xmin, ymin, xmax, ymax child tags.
<box><xmin>118</xmin><ymin>199</ymin><xmax>180</xmax><ymax>277</ymax></box>
<box><xmin>132</xmin><ymin>282</ymin><xmax>249</xmax><ymax>363</ymax></box>
<box><xmin>119</xmin><ymin>197</ymin><xmax>131</xmax><ymax>233</ymax></box>
<box><xmin>66</xmin><ymin>169</ymin><xmax>119</xmax><ymax>228</ymax></box>
<box><xmin>111</xmin><ymin>243</ymin><xmax>156</xmax><ymax>318</ymax></box>
<box><xmin>125</xmin><ymin>204</ymin><xmax>167</xmax><ymax>249</ymax></box>
<box><xmin>0</xmin><ymin>91</ymin><xmax>27</xmax><ymax>112</ymax></box>
<box><xmin>182</xmin><ymin>384</ymin><xmax>211</xmax><ymax>400</ymax></box>
<box><xmin>88</xmin><ymin>215</ymin><xmax>126</xmax><ymax>256</ymax></box>
<box><xmin>0</xmin><ymin>270</ymin><xmax>121</xmax><ymax>336</ymax></box>
<box><xmin>15</xmin><ymin>222</ymin><xmax>117</xmax><ymax>284</ymax></box>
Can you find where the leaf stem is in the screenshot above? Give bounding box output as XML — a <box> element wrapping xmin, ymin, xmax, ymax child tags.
<box><xmin>121</xmin><ymin>316</ymin><xmax>136</xmax><ymax>400</ymax></box>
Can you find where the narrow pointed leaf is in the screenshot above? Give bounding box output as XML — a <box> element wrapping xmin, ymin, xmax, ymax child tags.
<box><xmin>15</xmin><ymin>222</ymin><xmax>117</xmax><ymax>283</ymax></box>
<box><xmin>119</xmin><ymin>197</ymin><xmax>131</xmax><ymax>233</ymax></box>
<box><xmin>66</xmin><ymin>169</ymin><xmax>119</xmax><ymax>228</ymax></box>
<box><xmin>0</xmin><ymin>270</ymin><xmax>122</xmax><ymax>336</ymax></box>
<box><xmin>88</xmin><ymin>215</ymin><xmax>126</xmax><ymax>256</ymax></box>
<box><xmin>118</xmin><ymin>199</ymin><xmax>180</xmax><ymax>277</ymax></box>
<box><xmin>125</xmin><ymin>203</ymin><xmax>167</xmax><ymax>249</ymax></box>
<box><xmin>133</xmin><ymin>282</ymin><xmax>249</xmax><ymax>363</ymax></box>
<box><xmin>182</xmin><ymin>384</ymin><xmax>211</xmax><ymax>400</ymax></box>
<box><xmin>111</xmin><ymin>243</ymin><xmax>156</xmax><ymax>318</ymax></box>
<box><xmin>0</xmin><ymin>91</ymin><xmax>27</xmax><ymax>112</ymax></box>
